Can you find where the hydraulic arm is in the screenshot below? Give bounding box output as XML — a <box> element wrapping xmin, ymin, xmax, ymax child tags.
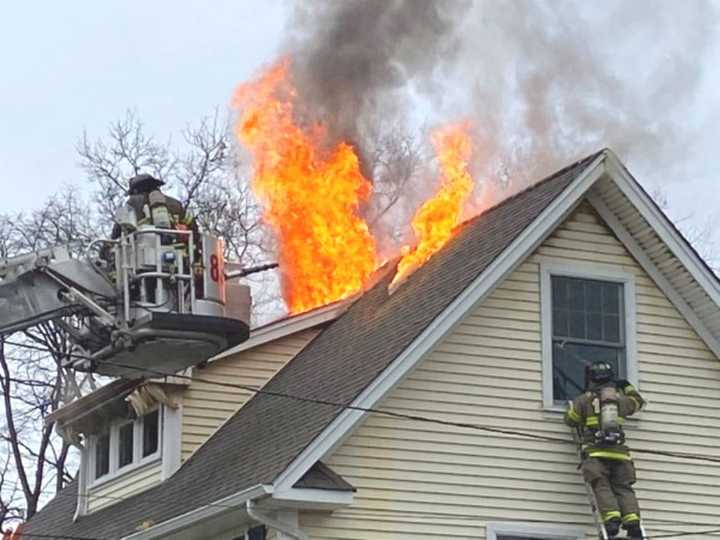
<box><xmin>0</xmin><ymin>224</ymin><xmax>251</xmax><ymax>378</ymax></box>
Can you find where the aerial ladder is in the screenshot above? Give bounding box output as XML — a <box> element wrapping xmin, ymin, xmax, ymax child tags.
<box><xmin>0</xmin><ymin>203</ymin><xmax>261</xmax><ymax>378</ymax></box>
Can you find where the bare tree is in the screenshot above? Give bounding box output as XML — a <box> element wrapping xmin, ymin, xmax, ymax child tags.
<box><xmin>77</xmin><ymin>110</ymin><xmax>175</xmax><ymax>226</ymax></box>
<box><xmin>366</xmin><ymin>128</ymin><xmax>427</xmax><ymax>227</ymax></box>
<box><xmin>77</xmin><ymin>110</ymin><xmax>270</xmax><ymax>265</ymax></box>
<box><xmin>0</xmin><ymin>190</ymin><xmax>98</xmax><ymax>530</ymax></box>
<box><xmin>77</xmin><ymin>110</ymin><xmax>279</xmax><ymax>322</ymax></box>
<box><xmin>0</xmin><ymin>442</ymin><xmax>23</xmax><ymax>530</ymax></box>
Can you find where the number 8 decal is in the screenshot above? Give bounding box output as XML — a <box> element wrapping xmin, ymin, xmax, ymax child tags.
<box><xmin>210</xmin><ymin>254</ymin><xmax>220</xmax><ymax>282</ymax></box>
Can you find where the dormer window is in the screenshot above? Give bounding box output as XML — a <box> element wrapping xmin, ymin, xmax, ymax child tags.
<box><xmin>90</xmin><ymin>409</ymin><xmax>162</xmax><ymax>484</ymax></box>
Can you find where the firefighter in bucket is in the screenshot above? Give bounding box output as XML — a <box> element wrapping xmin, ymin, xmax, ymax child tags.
<box><xmin>565</xmin><ymin>360</ymin><xmax>646</xmax><ymax>538</ymax></box>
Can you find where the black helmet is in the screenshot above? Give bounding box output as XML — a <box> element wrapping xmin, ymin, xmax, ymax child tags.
<box><xmin>589</xmin><ymin>360</ymin><xmax>614</xmax><ymax>385</ymax></box>
<box><xmin>128</xmin><ymin>174</ymin><xmax>165</xmax><ymax>195</ymax></box>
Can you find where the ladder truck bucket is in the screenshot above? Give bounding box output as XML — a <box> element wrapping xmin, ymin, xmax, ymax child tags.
<box><xmin>0</xmin><ymin>226</ymin><xmax>252</xmax><ymax>379</ymax></box>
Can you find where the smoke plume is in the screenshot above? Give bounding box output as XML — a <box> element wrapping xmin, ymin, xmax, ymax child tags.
<box><xmin>284</xmin><ymin>0</ymin><xmax>470</xmax><ymax>167</ymax></box>
<box><xmin>284</xmin><ymin>0</ymin><xmax>717</xmax><ymax>193</ymax></box>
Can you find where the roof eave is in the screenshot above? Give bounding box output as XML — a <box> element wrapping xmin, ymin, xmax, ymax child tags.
<box><xmin>209</xmin><ymin>298</ymin><xmax>354</xmax><ymax>362</ymax></box>
<box><xmin>603</xmin><ymin>150</ymin><xmax>720</xmax><ymax>303</ymax></box>
<box><xmin>121</xmin><ymin>484</ymin><xmax>271</xmax><ymax>540</ymax></box>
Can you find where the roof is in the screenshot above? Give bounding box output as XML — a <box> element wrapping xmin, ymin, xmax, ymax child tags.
<box><xmin>19</xmin><ymin>150</ymin><xmax>616</xmax><ymax>538</ymax></box>
<box><xmin>210</xmin><ymin>297</ymin><xmax>352</xmax><ymax>362</ymax></box>
<box><xmin>45</xmin><ymin>379</ymin><xmax>141</xmax><ymax>434</ymax></box>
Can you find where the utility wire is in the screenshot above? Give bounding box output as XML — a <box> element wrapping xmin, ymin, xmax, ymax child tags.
<box><xmin>21</xmin><ymin>486</ymin><xmax>720</xmax><ymax>533</ymax></box>
<box><xmin>5</xmin><ymin>338</ymin><xmax>720</xmax><ymax>465</ymax></box>
<box><xmin>9</xmin><ymin>521</ymin><xmax>720</xmax><ymax>540</ymax></box>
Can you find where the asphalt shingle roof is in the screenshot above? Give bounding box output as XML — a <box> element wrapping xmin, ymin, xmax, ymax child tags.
<box><xmin>22</xmin><ymin>151</ymin><xmax>603</xmax><ymax>539</ymax></box>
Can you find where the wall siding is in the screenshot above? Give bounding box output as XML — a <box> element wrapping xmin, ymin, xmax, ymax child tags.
<box><xmin>300</xmin><ymin>202</ymin><xmax>720</xmax><ymax>539</ymax></box>
<box><xmin>181</xmin><ymin>329</ymin><xmax>319</xmax><ymax>460</ymax></box>
<box><xmin>87</xmin><ymin>461</ymin><xmax>161</xmax><ymax>513</ymax></box>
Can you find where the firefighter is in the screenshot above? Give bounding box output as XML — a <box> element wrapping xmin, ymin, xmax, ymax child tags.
<box><xmin>111</xmin><ymin>174</ymin><xmax>196</xmax><ymax>238</ymax></box>
<box><xmin>564</xmin><ymin>360</ymin><xmax>646</xmax><ymax>539</ymax></box>
<box><xmin>109</xmin><ymin>174</ymin><xmax>201</xmax><ymax>300</ymax></box>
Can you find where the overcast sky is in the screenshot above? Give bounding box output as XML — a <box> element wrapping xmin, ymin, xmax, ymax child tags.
<box><xmin>0</xmin><ymin>0</ymin><xmax>286</xmax><ymax>210</ymax></box>
<box><xmin>1</xmin><ymin>1</ymin><xmax>719</xmax><ymax>254</ymax></box>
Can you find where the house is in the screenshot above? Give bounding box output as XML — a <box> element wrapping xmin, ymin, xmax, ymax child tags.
<box><xmin>21</xmin><ymin>149</ymin><xmax>720</xmax><ymax>539</ymax></box>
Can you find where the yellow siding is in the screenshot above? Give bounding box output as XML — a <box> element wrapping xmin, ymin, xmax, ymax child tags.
<box><xmin>301</xmin><ymin>202</ymin><xmax>720</xmax><ymax>539</ymax></box>
<box><xmin>181</xmin><ymin>329</ymin><xmax>319</xmax><ymax>460</ymax></box>
<box><xmin>87</xmin><ymin>461</ymin><xmax>161</xmax><ymax>513</ymax></box>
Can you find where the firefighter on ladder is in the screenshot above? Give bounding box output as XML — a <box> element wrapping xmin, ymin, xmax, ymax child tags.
<box><xmin>564</xmin><ymin>360</ymin><xmax>646</xmax><ymax>539</ymax></box>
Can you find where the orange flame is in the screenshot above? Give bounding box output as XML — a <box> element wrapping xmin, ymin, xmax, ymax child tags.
<box><xmin>392</xmin><ymin>123</ymin><xmax>474</xmax><ymax>285</ymax></box>
<box><xmin>233</xmin><ymin>60</ymin><xmax>377</xmax><ymax>313</ymax></box>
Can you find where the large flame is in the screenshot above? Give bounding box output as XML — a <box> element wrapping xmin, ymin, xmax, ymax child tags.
<box><xmin>233</xmin><ymin>60</ymin><xmax>377</xmax><ymax>313</ymax></box>
<box><xmin>392</xmin><ymin>123</ymin><xmax>474</xmax><ymax>286</ymax></box>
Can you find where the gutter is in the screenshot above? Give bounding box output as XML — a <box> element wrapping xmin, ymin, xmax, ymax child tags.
<box><xmin>122</xmin><ymin>484</ymin><xmax>271</xmax><ymax>539</ymax></box>
<box><xmin>246</xmin><ymin>500</ymin><xmax>307</xmax><ymax>540</ymax></box>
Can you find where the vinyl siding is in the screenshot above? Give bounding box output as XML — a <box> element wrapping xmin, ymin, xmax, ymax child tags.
<box><xmin>300</xmin><ymin>201</ymin><xmax>720</xmax><ymax>539</ymax></box>
<box><xmin>87</xmin><ymin>461</ymin><xmax>161</xmax><ymax>513</ymax></box>
<box><xmin>181</xmin><ymin>329</ymin><xmax>320</xmax><ymax>460</ymax></box>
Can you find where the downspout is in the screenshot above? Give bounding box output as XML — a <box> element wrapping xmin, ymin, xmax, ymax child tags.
<box><xmin>72</xmin><ymin>441</ymin><xmax>87</xmax><ymax>521</ymax></box>
<box><xmin>246</xmin><ymin>500</ymin><xmax>307</xmax><ymax>540</ymax></box>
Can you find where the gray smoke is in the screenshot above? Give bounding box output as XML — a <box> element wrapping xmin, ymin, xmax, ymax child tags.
<box><xmin>460</xmin><ymin>0</ymin><xmax>718</xmax><ymax>191</ymax></box>
<box><xmin>284</xmin><ymin>0</ymin><xmax>717</xmax><ymax>196</ymax></box>
<box><xmin>284</xmin><ymin>0</ymin><xmax>471</xmax><ymax>167</ymax></box>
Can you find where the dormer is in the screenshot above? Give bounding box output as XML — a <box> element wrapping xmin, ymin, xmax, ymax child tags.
<box><xmin>47</xmin><ymin>379</ymin><xmax>185</xmax><ymax>516</ymax></box>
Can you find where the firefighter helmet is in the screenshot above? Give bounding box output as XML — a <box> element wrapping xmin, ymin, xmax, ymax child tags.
<box><xmin>128</xmin><ymin>174</ymin><xmax>165</xmax><ymax>195</ymax></box>
<box><xmin>589</xmin><ymin>360</ymin><xmax>615</xmax><ymax>385</ymax></box>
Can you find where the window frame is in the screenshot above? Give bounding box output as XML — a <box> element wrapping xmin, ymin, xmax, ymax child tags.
<box><xmin>87</xmin><ymin>408</ymin><xmax>163</xmax><ymax>487</ymax></box>
<box><xmin>540</xmin><ymin>259</ymin><xmax>637</xmax><ymax>410</ymax></box>
<box><xmin>487</xmin><ymin>521</ymin><xmax>586</xmax><ymax>540</ymax></box>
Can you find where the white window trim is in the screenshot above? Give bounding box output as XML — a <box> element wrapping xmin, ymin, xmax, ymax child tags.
<box><xmin>487</xmin><ymin>521</ymin><xmax>586</xmax><ymax>540</ymax></box>
<box><xmin>540</xmin><ymin>258</ymin><xmax>638</xmax><ymax>410</ymax></box>
<box><xmin>87</xmin><ymin>408</ymin><xmax>162</xmax><ymax>489</ymax></box>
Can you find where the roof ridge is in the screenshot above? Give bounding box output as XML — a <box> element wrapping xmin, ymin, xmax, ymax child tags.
<box><xmin>458</xmin><ymin>148</ymin><xmax>606</xmax><ymax>231</ymax></box>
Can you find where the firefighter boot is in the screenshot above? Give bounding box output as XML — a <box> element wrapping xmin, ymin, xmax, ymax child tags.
<box><xmin>623</xmin><ymin>520</ymin><xmax>643</xmax><ymax>539</ymax></box>
<box><xmin>605</xmin><ymin>518</ymin><xmax>621</xmax><ymax>538</ymax></box>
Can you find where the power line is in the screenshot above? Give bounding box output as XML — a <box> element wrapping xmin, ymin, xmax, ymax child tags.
<box><xmin>4</xmin><ymin>338</ymin><xmax>720</xmax><ymax>465</ymax></box>
<box><xmin>22</xmin><ymin>486</ymin><xmax>720</xmax><ymax>533</ymax></box>
<box><xmin>10</xmin><ymin>518</ymin><xmax>720</xmax><ymax>540</ymax></box>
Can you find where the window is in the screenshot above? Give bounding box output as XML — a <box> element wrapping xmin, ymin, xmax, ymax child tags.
<box><xmin>142</xmin><ymin>409</ymin><xmax>159</xmax><ymax>457</ymax></box>
<box><xmin>94</xmin><ymin>432</ymin><xmax>110</xmax><ymax>479</ymax></box>
<box><xmin>89</xmin><ymin>409</ymin><xmax>162</xmax><ymax>484</ymax></box>
<box><xmin>118</xmin><ymin>422</ymin><xmax>134</xmax><ymax>468</ymax></box>
<box><xmin>551</xmin><ymin>276</ymin><xmax>625</xmax><ymax>401</ymax></box>
<box><xmin>541</xmin><ymin>262</ymin><xmax>636</xmax><ymax>407</ymax></box>
<box><xmin>233</xmin><ymin>526</ymin><xmax>266</xmax><ymax>540</ymax></box>
<box><xmin>487</xmin><ymin>522</ymin><xmax>585</xmax><ymax>540</ymax></box>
